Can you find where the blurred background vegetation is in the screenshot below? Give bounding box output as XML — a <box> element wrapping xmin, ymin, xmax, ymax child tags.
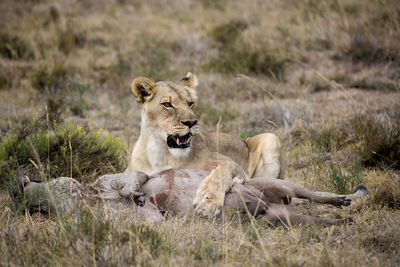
<box><xmin>0</xmin><ymin>0</ymin><xmax>399</xmax><ymax>265</ymax></box>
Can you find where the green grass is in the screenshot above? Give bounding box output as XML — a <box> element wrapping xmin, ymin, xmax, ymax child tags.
<box><xmin>327</xmin><ymin>162</ymin><xmax>364</xmax><ymax>194</ymax></box>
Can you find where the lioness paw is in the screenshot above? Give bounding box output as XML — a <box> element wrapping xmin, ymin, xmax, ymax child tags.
<box><xmin>193</xmin><ymin>188</ymin><xmax>224</xmax><ymax>217</ymax></box>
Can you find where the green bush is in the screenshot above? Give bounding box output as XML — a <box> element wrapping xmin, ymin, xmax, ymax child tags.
<box><xmin>0</xmin><ymin>113</ymin><xmax>127</xmax><ymax>189</ymax></box>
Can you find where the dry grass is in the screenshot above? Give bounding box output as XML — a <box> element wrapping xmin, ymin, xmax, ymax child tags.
<box><xmin>1</xmin><ymin>0</ymin><xmax>400</xmax><ymax>266</ymax></box>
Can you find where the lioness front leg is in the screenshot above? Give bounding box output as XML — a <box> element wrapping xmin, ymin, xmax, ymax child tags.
<box><xmin>193</xmin><ymin>161</ymin><xmax>248</xmax><ymax>217</ymax></box>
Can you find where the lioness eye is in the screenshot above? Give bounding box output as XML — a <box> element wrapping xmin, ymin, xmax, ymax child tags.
<box><xmin>188</xmin><ymin>102</ymin><xmax>194</xmax><ymax>108</ymax></box>
<box><xmin>162</xmin><ymin>102</ymin><xmax>173</xmax><ymax>108</ymax></box>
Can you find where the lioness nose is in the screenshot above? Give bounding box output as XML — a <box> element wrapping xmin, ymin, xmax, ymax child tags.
<box><xmin>181</xmin><ymin>120</ymin><xmax>198</xmax><ymax>128</ymax></box>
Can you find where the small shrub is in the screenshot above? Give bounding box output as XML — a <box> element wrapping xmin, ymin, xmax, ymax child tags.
<box><xmin>32</xmin><ymin>65</ymin><xmax>67</xmax><ymax>92</ymax></box>
<box><xmin>366</xmin><ymin>171</ymin><xmax>400</xmax><ymax>209</ymax></box>
<box><xmin>308</xmin><ymin>124</ymin><xmax>350</xmax><ymax>153</ymax></box>
<box><xmin>327</xmin><ymin>163</ymin><xmax>364</xmax><ymax>194</ymax></box>
<box><xmin>0</xmin><ymin>33</ymin><xmax>34</xmax><ymax>60</ymax></box>
<box><xmin>0</xmin><ymin>113</ymin><xmax>127</xmax><ymax>189</ymax></box>
<box><xmin>352</xmin><ymin>112</ymin><xmax>400</xmax><ymax>170</ymax></box>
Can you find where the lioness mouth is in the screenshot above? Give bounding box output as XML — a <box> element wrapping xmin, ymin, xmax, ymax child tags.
<box><xmin>167</xmin><ymin>133</ymin><xmax>191</xmax><ymax>149</ymax></box>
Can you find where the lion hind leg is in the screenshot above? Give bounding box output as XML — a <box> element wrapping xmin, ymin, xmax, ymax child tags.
<box><xmin>246</xmin><ymin>133</ymin><xmax>284</xmax><ymax>179</ymax></box>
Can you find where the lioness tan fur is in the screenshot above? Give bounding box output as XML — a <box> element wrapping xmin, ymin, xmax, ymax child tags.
<box><xmin>125</xmin><ymin>73</ymin><xmax>284</xmax><ymax>216</ymax></box>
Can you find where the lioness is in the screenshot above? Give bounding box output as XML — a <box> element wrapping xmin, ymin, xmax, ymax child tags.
<box><xmin>125</xmin><ymin>73</ymin><xmax>283</xmax><ymax>216</ymax></box>
<box><xmin>15</xmin><ymin>170</ymin><xmax>367</xmax><ymax>226</ymax></box>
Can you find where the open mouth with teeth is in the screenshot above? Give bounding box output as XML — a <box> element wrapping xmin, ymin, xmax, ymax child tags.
<box><xmin>167</xmin><ymin>133</ymin><xmax>192</xmax><ymax>149</ymax></box>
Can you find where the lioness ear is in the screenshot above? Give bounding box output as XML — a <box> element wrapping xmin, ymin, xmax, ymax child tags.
<box><xmin>131</xmin><ymin>77</ymin><xmax>156</xmax><ymax>104</ymax></box>
<box><xmin>180</xmin><ymin>72</ymin><xmax>198</xmax><ymax>89</ymax></box>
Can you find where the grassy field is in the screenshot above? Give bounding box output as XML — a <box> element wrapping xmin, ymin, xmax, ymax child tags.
<box><xmin>1</xmin><ymin>0</ymin><xmax>400</xmax><ymax>265</ymax></box>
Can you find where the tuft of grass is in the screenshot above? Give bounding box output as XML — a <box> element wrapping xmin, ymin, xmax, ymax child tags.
<box><xmin>365</xmin><ymin>171</ymin><xmax>400</xmax><ymax>209</ymax></box>
<box><xmin>0</xmin><ymin>112</ymin><xmax>127</xmax><ymax>189</ymax></box>
<box><xmin>351</xmin><ymin>112</ymin><xmax>400</xmax><ymax>170</ymax></box>
<box><xmin>0</xmin><ymin>33</ymin><xmax>34</xmax><ymax>60</ymax></box>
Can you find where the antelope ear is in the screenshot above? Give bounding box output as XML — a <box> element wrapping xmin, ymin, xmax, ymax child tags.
<box><xmin>180</xmin><ymin>72</ymin><xmax>198</xmax><ymax>89</ymax></box>
<box><xmin>131</xmin><ymin>77</ymin><xmax>156</xmax><ymax>104</ymax></box>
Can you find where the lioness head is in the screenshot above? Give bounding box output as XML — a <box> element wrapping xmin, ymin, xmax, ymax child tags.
<box><xmin>131</xmin><ymin>72</ymin><xmax>199</xmax><ymax>157</ymax></box>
